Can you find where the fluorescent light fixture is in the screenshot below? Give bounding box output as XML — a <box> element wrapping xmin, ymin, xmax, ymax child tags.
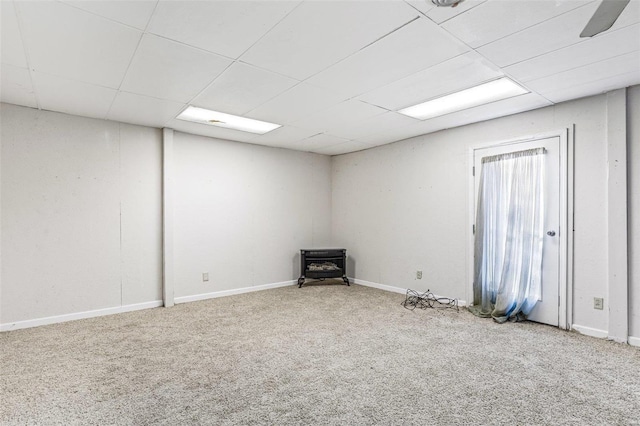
<box><xmin>398</xmin><ymin>78</ymin><xmax>529</xmax><ymax>120</ymax></box>
<box><xmin>176</xmin><ymin>106</ymin><xmax>281</xmax><ymax>134</ymax></box>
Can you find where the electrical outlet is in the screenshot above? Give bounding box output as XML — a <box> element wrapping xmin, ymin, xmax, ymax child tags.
<box><xmin>416</xmin><ymin>270</ymin><xmax>423</xmax><ymax>279</ymax></box>
<box><xmin>594</xmin><ymin>297</ymin><xmax>604</xmax><ymax>310</ymax></box>
<box><xmin>203</xmin><ymin>272</ymin><xmax>209</xmax><ymax>282</ymax></box>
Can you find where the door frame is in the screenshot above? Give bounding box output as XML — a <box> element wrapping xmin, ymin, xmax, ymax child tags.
<box><xmin>466</xmin><ymin>128</ymin><xmax>574</xmax><ymax>330</ymax></box>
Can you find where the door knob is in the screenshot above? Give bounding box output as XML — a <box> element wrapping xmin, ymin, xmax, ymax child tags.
<box><xmin>547</xmin><ymin>230</ymin><xmax>556</xmax><ymax>236</ymax></box>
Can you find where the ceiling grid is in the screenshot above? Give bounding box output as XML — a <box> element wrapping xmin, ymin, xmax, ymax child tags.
<box><xmin>1</xmin><ymin>0</ymin><xmax>638</xmax><ymax>154</ymax></box>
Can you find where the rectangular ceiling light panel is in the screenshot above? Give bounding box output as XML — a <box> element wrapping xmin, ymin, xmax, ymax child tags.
<box><xmin>398</xmin><ymin>78</ymin><xmax>529</xmax><ymax>120</ymax></box>
<box><xmin>177</xmin><ymin>106</ymin><xmax>281</xmax><ymax>134</ymax></box>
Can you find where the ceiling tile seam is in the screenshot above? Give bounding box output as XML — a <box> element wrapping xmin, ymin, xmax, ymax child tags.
<box><xmin>527</xmin><ymin>60</ymin><xmax>640</xmax><ymax>91</ymax></box>
<box><xmin>112</xmin><ymin>89</ymin><xmax>188</xmax><ymax>106</ymax></box>
<box><xmin>431</xmin><ymin>24</ymin><xmax>538</xmax><ymax>104</ymax></box>
<box><xmin>416</xmin><ymin>15</ymin><xmax>511</xmax><ymax>85</ymax></box>
<box><xmin>141</xmin><ymin>0</ymin><xmax>161</xmax><ymax>32</ymax></box>
<box><xmin>470</xmin><ymin>0</ymin><xmax>601</xmax><ymax>50</ymax></box>
<box><xmin>402</xmin><ymin>1</ymin><xmax>435</xmax><ymax>19</ymax></box>
<box><xmin>52</xmin><ymin>0</ymin><xmax>155</xmax><ymax>32</ymax></box>
<box><xmin>348</xmin><ymin>98</ymin><xmax>394</xmax><ymax>114</ymax></box>
<box><xmin>291</xmin><ymin>14</ymin><xmax>421</xmax><ymax>85</ymax></box>
<box><xmin>235</xmin><ymin>1</ymin><xmax>305</xmax><ymax>61</ymax></box>
<box><xmin>499</xmin><ymin>68</ymin><xmax>555</xmax><ymax>105</ymax></box>
<box><xmin>429</xmin><ymin>0</ymin><xmax>489</xmax><ymax>25</ymax></box>
<box><xmin>105</xmin><ymin>0</ymin><xmax>161</xmax><ymax>118</ymax></box>
<box><xmin>539</xmin><ymin>70</ymin><xmax>640</xmax><ymax>100</ymax></box>
<box><xmin>235</xmin><ymin>59</ymin><xmax>304</xmax><ymax>84</ymax></box>
<box><xmin>160</xmin><ymin>61</ymin><xmax>238</xmax><ymax>128</ymax></box>
<box><xmin>355</xmin><ymin>15</ymin><xmax>422</xmax><ymax>54</ymax></box>
<box><xmin>12</xmin><ymin>2</ymin><xmax>41</xmax><ymax>110</ymax></box>
<box><xmin>499</xmin><ymin>20</ymin><xmax>640</xmax><ymax>71</ymax></box>
<box><xmin>507</xmin><ymin>49</ymin><xmax>640</xmax><ymax>85</ymax></box>
<box><xmin>104</xmin><ymin>34</ymin><xmax>146</xmax><ymax>119</ymax></box>
<box><xmin>241</xmin><ymin>80</ymin><xmax>349</xmax><ymax>125</ymax></box>
<box><xmin>143</xmin><ymin>32</ymin><xmax>237</xmax><ymax>62</ymax></box>
<box><xmin>26</xmin><ymin>68</ymin><xmax>123</xmax><ymax>93</ymax></box>
<box><xmin>236</xmin><ymin>15</ymin><xmax>426</xmax><ymax>119</ymax></box>
<box><xmin>207</xmin><ymin>60</ymin><xmax>304</xmax><ymax>114</ymax></box>
<box><xmin>328</xmin><ymin>117</ymin><xmax>413</xmax><ymax>142</ymax></box>
<box><xmin>348</xmin><ymin>51</ymin><xmax>477</xmax><ymax>110</ymax></box>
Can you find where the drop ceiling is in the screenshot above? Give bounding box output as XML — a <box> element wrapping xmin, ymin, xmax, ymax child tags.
<box><xmin>1</xmin><ymin>0</ymin><xmax>639</xmax><ymax>155</ymax></box>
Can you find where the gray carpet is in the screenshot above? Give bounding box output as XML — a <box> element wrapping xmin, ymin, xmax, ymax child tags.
<box><xmin>1</xmin><ymin>282</ymin><xmax>639</xmax><ymax>425</ymax></box>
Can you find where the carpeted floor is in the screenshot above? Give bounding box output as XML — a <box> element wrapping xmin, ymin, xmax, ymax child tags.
<box><xmin>1</xmin><ymin>282</ymin><xmax>639</xmax><ymax>425</ymax></box>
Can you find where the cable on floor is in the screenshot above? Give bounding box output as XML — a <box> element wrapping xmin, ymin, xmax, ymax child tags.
<box><xmin>401</xmin><ymin>288</ymin><xmax>459</xmax><ymax>312</ymax></box>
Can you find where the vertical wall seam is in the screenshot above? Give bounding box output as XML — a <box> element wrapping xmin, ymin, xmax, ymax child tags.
<box><xmin>119</xmin><ymin>123</ymin><xmax>123</xmax><ymax>308</ymax></box>
<box><xmin>162</xmin><ymin>128</ymin><xmax>174</xmax><ymax>307</ymax></box>
<box><xmin>606</xmin><ymin>88</ymin><xmax>629</xmax><ymax>343</ymax></box>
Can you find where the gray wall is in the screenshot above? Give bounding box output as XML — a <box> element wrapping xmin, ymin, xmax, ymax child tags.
<box><xmin>1</xmin><ymin>103</ymin><xmax>163</xmax><ymax>324</ymax></box>
<box><xmin>0</xmin><ymin>104</ymin><xmax>332</xmax><ymax>326</ymax></box>
<box><xmin>2</xmin><ymin>83</ymin><xmax>638</xmax><ymax>343</ymax></box>
<box><xmin>629</xmin><ymin>85</ymin><xmax>640</xmax><ymax>340</ymax></box>
<box><xmin>332</xmin><ymin>89</ymin><xmax>639</xmax><ymax>339</ymax></box>
<box><xmin>171</xmin><ymin>131</ymin><xmax>331</xmax><ymax>298</ymax></box>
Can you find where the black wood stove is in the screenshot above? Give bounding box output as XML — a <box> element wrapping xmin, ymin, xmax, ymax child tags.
<box><xmin>298</xmin><ymin>248</ymin><xmax>349</xmax><ymax>288</ymax></box>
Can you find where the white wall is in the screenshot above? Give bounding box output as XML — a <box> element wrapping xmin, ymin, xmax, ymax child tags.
<box><xmin>332</xmin><ymin>92</ymin><xmax>630</xmax><ymax>335</ymax></box>
<box><xmin>629</xmin><ymin>85</ymin><xmax>640</xmax><ymax>340</ymax></box>
<box><xmin>0</xmin><ymin>103</ymin><xmax>163</xmax><ymax>326</ymax></box>
<box><xmin>171</xmin><ymin>131</ymin><xmax>332</xmax><ymax>298</ymax></box>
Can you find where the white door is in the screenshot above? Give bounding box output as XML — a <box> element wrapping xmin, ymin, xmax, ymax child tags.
<box><xmin>474</xmin><ymin>137</ymin><xmax>560</xmax><ymax>326</ymax></box>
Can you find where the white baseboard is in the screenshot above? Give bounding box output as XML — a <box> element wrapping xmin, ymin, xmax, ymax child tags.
<box><xmin>174</xmin><ymin>280</ymin><xmax>296</xmax><ymax>304</ymax></box>
<box><xmin>351</xmin><ymin>278</ymin><xmax>406</xmax><ymax>294</ymax></box>
<box><xmin>0</xmin><ymin>300</ymin><xmax>163</xmax><ymax>332</ymax></box>
<box><xmin>628</xmin><ymin>336</ymin><xmax>640</xmax><ymax>347</ymax></box>
<box><xmin>351</xmin><ymin>278</ymin><xmax>467</xmax><ymax>306</ymax></box>
<box><xmin>571</xmin><ymin>324</ymin><xmax>608</xmax><ymax>339</ymax></box>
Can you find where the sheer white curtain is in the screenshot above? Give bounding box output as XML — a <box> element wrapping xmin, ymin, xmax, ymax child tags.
<box><xmin>470</xmin><ymin>148</ymin><xmax>545</xmax><ymax>323</ymax></box>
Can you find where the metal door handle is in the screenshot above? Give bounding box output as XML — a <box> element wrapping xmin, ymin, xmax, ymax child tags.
<box><xmin>547</xmin><ymin>230</ymin><xmax>556</xmax><ymax>236</ymax></box>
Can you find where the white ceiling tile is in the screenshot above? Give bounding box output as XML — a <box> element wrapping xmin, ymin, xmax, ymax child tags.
<box><xmin>403</xmin><ymin>0</ymin><xmax>436</xmax><ymax>15</ymax></box>
<box><xmin>325</xmin><ymin>111</ymin><xmax>419</xmax><ymax>141</ymax></box>
<box><xmin>425</xmin><ymin>0</ymin><xmax>487</xmax><ymax>24</ymax></box>
<box><xmin>167</xmin><ymin>119</ymin><xmax>259</xmax><ymax>144</ymax></box>
<box><xmin>441</xmin><ymin>0</ymin><xmax>591</xmax><ymax>48</ymax></box>
<box><xmin>17</xmin><ymin>1</ymin><xmax>141</xmax><ymax>88</ymax></box>
<box><xmin>249</xmin><ymin>125</ymin><xmax>319</xmax><ymax>149</ymax></box>
<box><xmin>357</xmin><ymin>51</ymin><xmax>502</xmax><ymax>110</ymax></box>
<box><xmin>307</xmin><ymin>17</ymin><xmax>469</xmax><ymax>99</ymax></box>
<box><xmin>60</xmin><ymin>0</ymin><xmax>158</xmax><ymax>30</ymax></box>
<box><xmin>353</xmin><ymin>124</ymin><xmax>429</xmax><ymax>146</ymax></box>
<box><xmin>32</xmin><ymin>72</ymin><xmax>117</xmax><ymax>120</ymax></box>
<box><xmin>246</xmin><ymin>83</ymin><xmax>347</xmax><ymax>125</ymax></box>
<box><xmin>314</xmin><ymin>140</ymin><xmax>374</xmax><ymax>156</ymax></box>
<box><xmin>403</xmin><ymin>92</ymin><xmax>553</xmax><ymax>136</ymax></box>
<box><xmin>240</xmin><ymin>1</ymin><xmax>419</xmax><ymax>80</ymax></box>
<box><xmin>191</xmin><ymin>62</ymin><xmax>298</xmax><ymax>116</ymax></box>
<box><xmin>120</xmin><ymin>34</ymin><xmax>232</xmax><ymax>103</ymax></box>
<box><xmin>291</xmin><ymin>100</ymin><xmax>387</xmax><ymax>134</ymax></box>
<box><xmin>355</xmin><ymin>92</ymin><xmax>552</xmax><ymax>145</ymax></box>
<box><xmin>526</xmin><ymin>51</ymin><xmax>640</xmax><ymax>95</ymax></box>
<box><xmin>543</xmin><ymin>70</ymin><xmax>640</xmax><ymax>103</ymax></box>
<box><xmin>148</xmin><ymin>1</ymin><xmax>300</xmax><ymax>59</ymax></box>
<box><xmin>1</xmin><ymin>1</ymin><xmax>27</xmax><ymax>67</ymax></box>
<box><xmin>505</xmin><ymin>23</ymin><xmax>640</xmax><ymax>82</ymax></box>
<box><xmin>107</xmin><ymin>92</ymin><xmax>185</xmax><ymax>128</ymax></box>
<box><xmin>477</xmin><ymin>2</ymin><xmax>603</xmax><ymax>67</ymax></box>
<box><xmin>293</xmin><ymin>133</ymin><xmax>349</xmax><ymax>154</ymax></box>
<box><xmin>0</xmin><ymin>64</ymin><xmax>37</xmax><ymax>108</ymax></box>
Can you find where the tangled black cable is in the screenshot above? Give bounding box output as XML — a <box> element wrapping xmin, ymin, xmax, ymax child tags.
<box><xmin>401</xmin><ymin>288</ymin><xmax>459</xmax><ymax>312</ymax></box>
